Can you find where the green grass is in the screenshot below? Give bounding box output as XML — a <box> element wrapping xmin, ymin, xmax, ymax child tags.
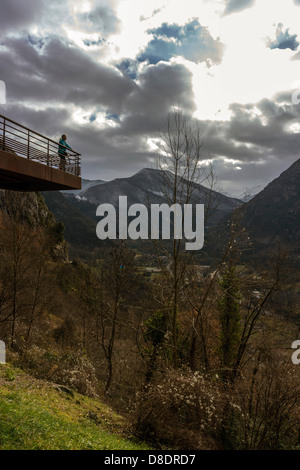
<box><xmin>0</xmin><ymin>365</ymin><xmax>151</xmax><ymax>450</ymax></box>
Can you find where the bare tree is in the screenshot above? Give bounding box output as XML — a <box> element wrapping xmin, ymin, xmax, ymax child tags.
<box><xmin>0</xmin><ymin>192</ymin><xmax>33</xmax><ymax>346</ymax></box>
<box><xmin>96</xmin><ymin>242</ymin><xmax>141</xmax><ymax>392</ymax></box>
<box><xmin>23</xmin><ymin>229</ymin><xmax>56</xmax><ymax>344</ymax></box>
<box><xmin>155</xmin><ymin>108</ymin><xmax>217</xmax><ymax>368</ymax></box>
<box><xmin>0</xmin><ymin>191</ymin><xmax>60</xmax><ymax>347</ymax></box>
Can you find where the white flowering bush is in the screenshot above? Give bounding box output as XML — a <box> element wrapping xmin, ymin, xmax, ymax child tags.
<box><xmin>50</xmin><ymin>352</ymin><xmax>99</xmax><ymax>397</ymax></box>
<box><xmin>135</xmin><ymin>368</ymin><xmax>224</xmax><ymax>447</ymax></box>
<box><xmin>20</xmin><ymin>347</ymin><xmax>100</xmax><ymax>397</ymax></box>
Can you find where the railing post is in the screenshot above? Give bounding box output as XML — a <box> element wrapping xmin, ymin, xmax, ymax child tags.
<box><xmin>47</xmin><ymin>140</ymin><xmax>50</xmax><ymax>166</ymax></box>
<box><xmin>27</xmin><ymin>130</ymin><xmax>30</xmax><ymax>159</ymax></box>
<box><xmin>2</xmin><ymin>118</ymin><xmax>5</xmax><ymax>151</ymax></box>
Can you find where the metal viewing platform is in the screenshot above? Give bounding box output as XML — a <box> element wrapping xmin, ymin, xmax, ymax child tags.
<box><xmin>0</xmin><ymin>114</ymin><xmax>81</xmax><ymax>191</ymax></box>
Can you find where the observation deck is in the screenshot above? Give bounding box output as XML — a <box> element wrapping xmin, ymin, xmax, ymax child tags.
<box><xmin>0</xmin><ymin>114</ymin><xmax>81</xmax><ymax>191</ymax></box>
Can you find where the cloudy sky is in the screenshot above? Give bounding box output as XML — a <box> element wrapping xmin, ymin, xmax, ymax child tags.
<box><xmin>0</xmin><ymin>0</ymin><xmax>300</xmax><ymax>196</ymax></box>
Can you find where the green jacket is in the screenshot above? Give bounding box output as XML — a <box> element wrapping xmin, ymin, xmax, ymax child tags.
<box><xmin>58</xmin><ymin>138</ymin><xmax>71</xmax><ymax>158</ymax></box>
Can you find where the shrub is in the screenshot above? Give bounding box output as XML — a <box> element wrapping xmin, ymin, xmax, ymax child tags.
<box><xmin>19</xmin><ymin>347</ymin><xmax>100</xmax><ymax>397</ymax></box>
<box><xmin>134</xmin><ymin>367</ymin><xmax>223</xmax><ymax>449</ymax></box>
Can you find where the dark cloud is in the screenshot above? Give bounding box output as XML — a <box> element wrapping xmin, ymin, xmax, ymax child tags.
<box><xmin>0</xmin><ymin>35</ymin><xmax>135</xmax><ymax>114</ymax></box>
<box><xmin>137</xmin><ymin>19</ymin><xmax>224</xmax><ymax>66</ymax></box>
<box><xmin>199</xmin><ymin>96</ymin><xmax>300</xmax><ymax>194</ymax></box>
<box><xmin>0</xmin><ymin>0</ymin><xmax>71</xmax><ymax>38</ymax></box>
<box><xmin>223</xmin><ymin>0</ymin><xmax>255</xmax><ymax>15</ymax></box>
<box><xmin>268</xmin><ymin>23</ymin><xmax>299</xmax><ymax>51</ymax></box>
<box><xmin>0</xmin><ymin>0</ymin><xmax>47</xmax><ymax>35</ymax></box>
<box><xmin>117</xmin><ymin>62</ymin><xmax>196</xmax><ymax>129</ymax></box>
<box><xmin>215</xmin><ymin>97</ymin><xmax>300</xmax><ymax>161</ymax></box>
<box><xmin>228</xmin><ymin>99</ymin><xmax>299</xmax><ymax>163</ymax></box>
<box><xmin>225</xmin><ymin>100</ymin><xmax>297</xmax><ymax>156</ymax></box>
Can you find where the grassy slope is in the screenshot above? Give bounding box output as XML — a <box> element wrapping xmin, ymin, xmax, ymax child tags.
<box><xmin>0</xmin><ymin>364</ymin><xmax>150</xmax><ymax>450</ymax></box>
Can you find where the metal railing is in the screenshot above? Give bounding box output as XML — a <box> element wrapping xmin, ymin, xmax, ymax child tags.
<box><xmin>0</xmin><ymin>114</ymin><xmax>81</xmax><ymax>177</ymax></box>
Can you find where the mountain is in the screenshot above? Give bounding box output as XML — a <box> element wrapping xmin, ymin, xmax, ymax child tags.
<box><xmin>240</xmin><ymin>158</ymin><xmax>300</xmax><ymax>253</ymax></box>
<box><xmin>42</xmin><ymin>160</ymin><xmax>300</xmax><ymax>261</ymax></box>
<box><xmin>81</xmin><ymin>168</ymin><xmax>242</xmax><ymax>226</ymax></box>
<box><xmin>209</xmin><ymin>158</ymin><xmax>300</xmax><ymax>261</ymax></box>
<box><xmin>43</xmin><ymin>168</ymin><xmax>242</xmax><ymax>259</ymax></box>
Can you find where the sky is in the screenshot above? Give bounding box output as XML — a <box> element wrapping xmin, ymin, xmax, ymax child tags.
<box><xmin>0</xmin><ymin>0</ymin><xmax>300</xmax><ymax>196</ymax></box>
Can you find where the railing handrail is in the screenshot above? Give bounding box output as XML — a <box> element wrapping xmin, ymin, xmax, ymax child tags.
<box><xmin>0</xmin><ymin>114</ymin><xmax>81</xmax><ymax>157</ymax></box>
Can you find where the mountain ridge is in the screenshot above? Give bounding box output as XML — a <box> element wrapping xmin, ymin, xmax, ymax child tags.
<box><xmin>241</xmin><ymin>158</ymin><xmax>300</xmax><ymax>248</ymax></box>
<box><xmin>81</xmin><ymin>167</ymin><xmax>242</xmax><ymax>226</ymax></box>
